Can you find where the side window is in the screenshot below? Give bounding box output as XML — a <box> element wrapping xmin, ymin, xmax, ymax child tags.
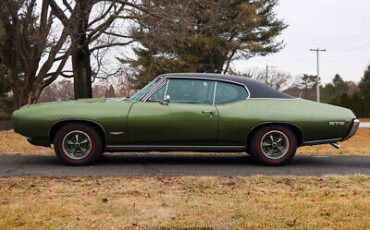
<box><xmin>148</xmin><ymin>82</ymin><xmax>167</xmax><ymax>102</ymax></box>
<box><xmin>166</xmin><ymin>79</ymin><xmax>215</xmax><ymax>105</ymax></box>
<box><xmin>215</xmin><ymin>82</ymin><xmax>249</xmax><ymax>105</ymax></box>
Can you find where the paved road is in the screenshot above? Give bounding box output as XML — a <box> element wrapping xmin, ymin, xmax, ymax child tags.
<box><xmin>0</xmin><ymin>154</ymin><xmax>369</xmax><ymax>176</ymax></box>
<box><xmin>360</xmin><ymin>122</ymin><xmax>370</xmax><ymax>128</ymax></box>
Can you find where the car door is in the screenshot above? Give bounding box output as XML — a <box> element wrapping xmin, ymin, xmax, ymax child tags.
<box><xmin>214</xmin><ymin>81</ymin><xmax>251</xmax><ymax>146</ymax></box>
<box><xmin>128</xmin><ymin>78</ymin><xmax>218</xmax><ymax>146</ymax></box>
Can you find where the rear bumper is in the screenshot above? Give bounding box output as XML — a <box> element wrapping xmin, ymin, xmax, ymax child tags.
<box><xmin>302</xmin><ymin>118</ymin><xmax>360</xmax><ymax>146</ymax></box>
<box><xmin>342</xmin><ymin>119</ymin><xmax>360</xmax><ymax>141</ymax></box>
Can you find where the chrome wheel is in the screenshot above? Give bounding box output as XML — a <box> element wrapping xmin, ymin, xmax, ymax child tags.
<box><xmin>260</xmin><ymin>130</ymin><xmax>290</xmax><ymax>160</ymax></box>
<box><xmin>62</xmin><ymin>130</ymin><xmax>92</xmax><ymax>160</ymax></box>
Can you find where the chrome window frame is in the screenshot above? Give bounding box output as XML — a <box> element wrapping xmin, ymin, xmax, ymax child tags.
<box><xmin>142</xmin><ymin>76</ymin><xmax>251</xmax><ymax>105</ymax></box>
<box><xmin>213</xmin><ymin>80</ymin><xmax>250</xmax><ymax>105</ymax></box>
<box><xmin>161</xmin><ymin>78</ymin><xmax>216</xmax><ymax>105</ymax></box>
<box><xmin>132</xmin><ymin>77</ymin><xmax>164</xmax><ymax>102</ymax></box>
<box><xmin>212</xmin><ymin>81</ymin><xmax>218</xmax><ymax>106</ymax></box>
<box><xmin>140</xmin><ymin>77</ymin><xmax>166</xmax><ymax>102</ymax></box>
<box><xmin>144</xmin><ymin>79</ymin><xmax>169</xmax><ymax>102</ymax></box>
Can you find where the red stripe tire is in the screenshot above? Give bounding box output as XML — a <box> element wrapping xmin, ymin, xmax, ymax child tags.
<box><xmin>53</xmin><ymin>123</ymin><xmax>103</xmax><ymax>165</ymax></box>
<box><xmin>250</xmin><ymin>125</ymin><xmax>297</xmax><ymax>166</ymax></box>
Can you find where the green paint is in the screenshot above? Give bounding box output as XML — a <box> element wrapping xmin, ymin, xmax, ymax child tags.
<box><xmin>12</xmin><ymin>97</ymin><xmax>356</xmax><ymax>147</ymax></box>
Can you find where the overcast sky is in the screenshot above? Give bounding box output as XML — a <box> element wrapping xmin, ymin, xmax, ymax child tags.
<box><xmin>233</xmin><ymin>0</ymin><xmax>370</xmax><ymax>83</ymax></box>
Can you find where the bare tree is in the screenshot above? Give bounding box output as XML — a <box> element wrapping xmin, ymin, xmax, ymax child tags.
<box><xmin>48</xmin><ymin>0</ymin><xmax>143</xmax><ymax>99</ymax></box>
<box><xmin>0</xmin><ymin>0</ymin><xmax>72</xmax><ymax>109</ymax></box>
<box><xmin>57</xmin><ymin>80</ymin><xmax>74</xmax><ymax>101</ymax></box>
<box><xmin>38</xmin><ymin>80</ymin><xmax>73</xmax><ymax>102</ymax></box>
<box><xmin>92</xmin><ymin>84</ymin><xmax>107</xmax><ymax>98</ymax></box>
<box><xmin>231</xmin><ymin>68</ymin><xmax>293</xmax><ymax>91</ymax></box>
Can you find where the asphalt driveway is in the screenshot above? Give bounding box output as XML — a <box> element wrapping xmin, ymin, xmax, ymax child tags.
<box><xmin>0</xmin><ymin>154</ymin><xmax>369</xmax><ymax>176</ymax></box>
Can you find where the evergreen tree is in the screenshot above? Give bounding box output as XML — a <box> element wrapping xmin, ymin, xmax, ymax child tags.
<box><xmin>358</xmin><ymin>65</ymin><xmax>370</xmax><ymax>117</ymax></box>
<box><xmin>332</xmin><ymin>74</ymin><xmax>349</xmax><ymax>98</ymax></box>
<box><xmin>121</xmin><ymin>0</ymin><xmax>287</xmax><ymax>88</ymax></box>
<box><xmin>105</xmin><ymin>85</ymin><xmax>116</xmax><ymax>98</ymax></box>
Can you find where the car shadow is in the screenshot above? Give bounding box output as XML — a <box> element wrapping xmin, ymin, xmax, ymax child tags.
<box><xmin>92</xmin><ymin>153</ymin><xmax>368</xmax><ymax>168</ymax></box>
<box><xmin>97</xmin><ymin>153</ymin><xmax>253</xmax><ymax>165</ymax></box>
<box><xmin>1</xmin><ymin>154</ymin><xmax>368</xmax><ymax>176</ymax></box>
<box><xmin>4</xmin><ymin>153</ymin><xmax>368</xmax><ymax>169</ymax></box>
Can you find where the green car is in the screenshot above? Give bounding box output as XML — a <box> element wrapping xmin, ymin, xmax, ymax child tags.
<box><xmin>12</xmin><ymin>73</ymin><xmax>360</xmax><ymax>166</ymax></box>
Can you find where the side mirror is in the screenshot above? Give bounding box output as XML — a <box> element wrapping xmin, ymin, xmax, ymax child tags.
<box><xmin>160</xmin><ymin>95</ymin><xmax>170</xmax><ymax>105</ymax></box>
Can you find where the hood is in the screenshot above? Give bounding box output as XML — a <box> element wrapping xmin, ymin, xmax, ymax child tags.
<box><xmin>19</xmin><ymin>97</ymin><xmax>128</xmax><ymax>110</ymax></box>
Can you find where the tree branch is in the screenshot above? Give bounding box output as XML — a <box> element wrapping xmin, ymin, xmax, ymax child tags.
<box><xmin>86</xmin><ymin>3</ymin><xmax>126</xmax><ymax>44</ymax></box>
<box><xmin>62</xmin><ymin>0</ymin><xmax>73</xmax><ymax>13</ymax></box>
<box><xmin>88</xmin><ymin>2</ymin><xmax>114</xmax><ymax>27</ymax></box>
<box><xmin>47</xmin><ymin>0</ymin><xmax>69</xmax><ymax>25</ymax></box>
<box><xmin>89</xmin><ymin>41</ymin><xmax>134</xmax><ymax>52</ymax></box>
<box><xmin>102</xmin><ymin>31</ymin><xmax>137</xmax><ymax>39</ymax></box>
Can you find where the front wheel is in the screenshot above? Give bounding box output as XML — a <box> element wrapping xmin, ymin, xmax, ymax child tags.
<box><xmin>54</xmin><ymin>123</ymin><xmax>103</xmax><ymax>165</ymax></box>
<box><xmin>249</xmin><ymin>126</ymin><xmax>297</xmax><ymax>166</ymax></box>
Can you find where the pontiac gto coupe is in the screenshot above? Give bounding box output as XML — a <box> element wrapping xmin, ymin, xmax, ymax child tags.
<box><xmin>12</xmin><ymin>73</ymin><xmax>360</xmax><ymax>166</ymax></box>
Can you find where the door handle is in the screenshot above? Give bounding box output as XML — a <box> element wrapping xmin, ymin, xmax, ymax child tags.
<box><xmin>202</xmin><ymin>110</ymin><xmax>215</xmax><ymax>115</ymax></box>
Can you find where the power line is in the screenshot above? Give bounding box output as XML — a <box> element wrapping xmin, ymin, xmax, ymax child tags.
<box><xmin>310</xmin><ymin>48</ymin><xmax>326</xmax><ymax>102</ymax></box>
<box><xmin>335</xmin><ymin>43</ymin><xmax>370</xmax><ymax>52</ymax></box>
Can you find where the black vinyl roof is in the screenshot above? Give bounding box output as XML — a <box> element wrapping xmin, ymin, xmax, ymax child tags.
<box><xmin>161</xmin><ymin>73</ymin><xmax>295</xmax><ymax>99</ymax></box>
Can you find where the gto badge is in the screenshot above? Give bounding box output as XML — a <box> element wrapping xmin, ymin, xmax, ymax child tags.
<box><xmin>329</xmin><ymin>121</ymin><xmax>345</xmax><ymax>126</ymax></box>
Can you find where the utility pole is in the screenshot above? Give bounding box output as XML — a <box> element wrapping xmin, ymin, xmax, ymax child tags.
<box><xmin>265</xmin><ymin>65</ymin><xmax>277</xmax><ymax>85</ymax></box>
<box><xmin>310</xmin><ymin>48</ymin><xmax>326</xmax><ymax>102</ymax></box>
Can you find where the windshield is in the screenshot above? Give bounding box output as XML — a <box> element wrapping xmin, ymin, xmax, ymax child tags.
<box><xmin>130</xmin><ymin>77</ymin><xmax>161</xmax><ymax>101</ymax></box>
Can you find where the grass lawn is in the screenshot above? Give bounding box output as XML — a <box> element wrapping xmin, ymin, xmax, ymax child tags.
<box><xmin>0</xmin><ymin>176</ymin><xmax>369</xmax><ymax>229</ymax></box>
<box><xmin>1</xmin><ymin>128</ymin><xmax>369</xmax><ymax>156</ymax></box>
<box><xmin>0</xmin><ymin>128</ymin><xmax>369</xmax><ymax>229</ymax></box>
<box><xmin>360</xmin><ymin>118</ymin><xmax>370</xmax><ymax>122</ymax></box>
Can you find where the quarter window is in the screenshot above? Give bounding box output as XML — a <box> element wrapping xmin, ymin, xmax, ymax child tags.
<box><xmin>215</xmin><ymin>82</ymin><xmax>249</xmax><ymax>104</ymax></box>
<box><xmin>166</xmin><ymin>79</ymin><xmax>215</xmax><ymax>105</ymax></box>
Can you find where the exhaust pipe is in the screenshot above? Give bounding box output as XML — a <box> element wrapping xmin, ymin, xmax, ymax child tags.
<box><xmin>330</xmin><ymin>143</ymin><xmax>340</xmax><ymax>149</ymax></box>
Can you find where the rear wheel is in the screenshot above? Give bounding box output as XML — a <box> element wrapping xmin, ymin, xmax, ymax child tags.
<box><xmin>250</xmin><ymin>126</ymin><xmax>297</xmax><ymax>166</ymax></box>
<box><xmin>53</xmin><ymin>123</ymin><xmax>103</xmax><ymax>165</ymax></box>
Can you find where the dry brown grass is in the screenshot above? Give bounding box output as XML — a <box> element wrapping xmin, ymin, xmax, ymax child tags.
<box><xmin>1</xmin><ymin>128</ymin><xmax>369</xmax><ymax>156</ymax></box>
<box><xmin>0</xmin><ymin>131</ymin><xmax>52</xmax><ymax>156</ymax></box>
<box><xmin>0</xmin><ymin>176</ymin><xmax>369</xmax><ymax>229</ymax></box>
<box><xmin>297</xmin><ymin>128</ymin><xmax>370</xmax><ymax>155</ymax></box>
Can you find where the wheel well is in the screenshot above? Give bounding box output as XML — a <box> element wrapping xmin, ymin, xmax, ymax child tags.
<box><xmin>246</xmin><ymin>123</ymin><xmax>304</xmax><ymax>150</ymax></box>
<box><xmin>49</xmin><ymin>120</ymin><xmax>106</xmax><ymax>145</ymax></box>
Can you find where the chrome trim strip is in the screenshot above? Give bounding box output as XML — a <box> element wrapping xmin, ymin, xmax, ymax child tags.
<box><xmin>48</xmin><ymin>119</ymin><xmax>107</xmax><ymax>142</ymax></box>
<box><xmin>162</xmin><ymin>75</ymin><xmax>251</xmax><ymax>99</ymax></box>
<box><xmin>143</xmin><ymin>77</ymin><xmax>166</xmax><ymax>101</ymax></box>
<box><xmin>247</xmin><ymin>121</ymin><xmax>305</xmax><ymax>146</ymax></box>
<box><xmin>342</xmin><ymin>119</ymin><xmax>360</xmax><ymax>141</ymax></box>
<box><xmin>330</xmin><ymin>143</ymin><xmax>340</xmax><ymax>149</ymax></box>
<box><xmin>105</xmin><ymin>145</ymin><xmax>246</xmax><ymax>152</ymax></box>
<box><xmin>164</xmin><ymin>79</ymin><xmax>169</xmax><ymax>98</ymax></box>
<box><xmin>302</xmin><ymin>138</ymin><xmax>342</xmax><ymax>146</ymax></box>
<box><xmin>248</xmin><ymin>98</ymin><xmax>300</xmax><ymax>101</ymax></box>
<box><xmin>109</xmin><ymin>132</ymin><xmax>125</xmax><ymax>135</ymax></box>
<box><xmin>212</xmin><ymin>81</ymin><xmax>218</xmax><ymax>106</ymax></box>
<box><xmin>141</xmin><ymin>78</ymin><xmax>167</xmax><ymax>102</ymax></box>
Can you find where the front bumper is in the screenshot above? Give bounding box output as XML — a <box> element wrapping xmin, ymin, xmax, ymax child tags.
<box><xmin>342</xmin><ymin>119</ymin><xmax>360</xmax><ymax>141</ymax></box>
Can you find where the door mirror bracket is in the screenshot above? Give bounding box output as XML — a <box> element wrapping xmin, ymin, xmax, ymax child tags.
<box><xmin>160</xmin><ymin>95</ymin><xmax>170</xmax><ymax>105</ymax></box>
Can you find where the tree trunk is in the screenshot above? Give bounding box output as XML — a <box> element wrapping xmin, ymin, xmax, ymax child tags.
<box><xmin>12</xmin><ymin>86</ymin><xmax>28</xmax><ymax>110</ymax></box>
<box><xmin>71</xmin><ymin>1</ymin><xmax>93</xmax><ymax>99</ymax></box>
<box><xmin>72</xmin><ymin>45</ymin><xmax>92</xmax><ymax>99</ymax></box>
